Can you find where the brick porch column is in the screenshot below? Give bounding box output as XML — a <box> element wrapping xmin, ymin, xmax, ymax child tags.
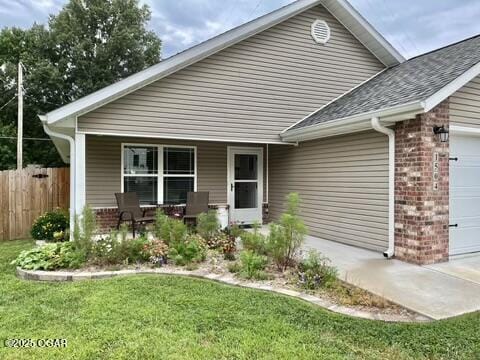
<box><xmin>394</xmin><ymin>100</ymin><xmax>450</xmax><ymax>265</ymax></box>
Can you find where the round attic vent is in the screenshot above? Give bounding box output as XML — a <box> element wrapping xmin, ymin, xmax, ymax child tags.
<box><xmin>311</xmin><ymin>20</ymin><xmax>331</xmax><ymax>44</ymax></box>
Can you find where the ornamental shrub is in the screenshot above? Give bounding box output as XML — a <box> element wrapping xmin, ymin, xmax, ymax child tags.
<box><xmin>72</xmin><ymin>205</ymin><xmax>97</xmax><ymax>259</ymax></box>
<box><xmin>238</xmin><ymin>250</ymin><xmax>268</xmax><ymax>280</ymax></box>
<box><xmin>11</xmin><ymin>242</ymin><xmax>85</xmax><ymax>270</ymax></box>
<box><xmin>239</xmin><ymin>222</ymin><xmax>268</xmax><ymax>255</ymax></box>
<box><xmin>91</xmin><ymin>232</ymin><xmax>150</xmax><ymax>266</ymax></box>
<box><xmin>154</xmin><ymin>211</ymin><xmax>188</xmax><ymax>245</ymax></box>
<box><xmin>30</xmin><ymin>210</ymin><xmax>69</xmax><ymax>241</ymax></box>
<box><xmin>267</xmin><ymin>193</ymin><xmax>307</xmax><ymax>271</ymax></box>
<box><xmin>168</xmin><ymin>234</ymin><xmax>207</xmax><ymax>266</ymax></box>
<box><xmin>297</xmin><ymin>250</ymin><xmax>338</xmax><ymax>290</ymax></box>
<box><xmin>197</xmin><ymin>210</ymin><xmax>220</xmax><ymax>241</ymax></box>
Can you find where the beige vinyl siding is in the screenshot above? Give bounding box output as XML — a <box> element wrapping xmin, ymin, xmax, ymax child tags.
<box><xmin>78</xmin><ymin>5</ymin><xmax>384</xmax><ymax>143</ymax></box>
<box><xmin>450</xmin><ymin>76</ymin><xmax>480</xmax><ymax>128</ymax></box>
<box><xmin>268</xmin><ymin>131</ymin><xmax>388</xmax><ymax>252</ymax></box>
<box><xmin>86</xmin><ymin>135</ymin><xmax>267</xmax><ymax>208</ymax></box>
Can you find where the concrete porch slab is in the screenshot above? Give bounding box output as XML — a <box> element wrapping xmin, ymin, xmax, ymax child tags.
<box><xmin>303</xmin><ymin>236</ymin><xmax>480</xmax><ymax>320</ymax></box>
<box><xmin>425</xmin><ymin>254</ymin><xmax>480</xmax><ymax>286</ymax></box>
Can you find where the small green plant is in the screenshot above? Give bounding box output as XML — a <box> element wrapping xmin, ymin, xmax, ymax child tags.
<box><xmin>91</xmin><ymin>233</ymin><xmax>119</xmax><ymax>265</ymax></box>
<box><xmin>30</xmin><ymin>209</ymin><xmax>69</xmax><ymax>241</ymax></box>
<box><xmin>267</xmin><ymin>193</ymin><xmax>307</xmax><ymax>271</ymax></box>
<box><xmin>73</xmin><ymin>205</ymin><xmax>97</xmax><ymax>258</ymax></box>
<box><xmin>240</xmin><ymin>222</ymin><xmax>268</xmax><ymax>255</ymax></box>
<box><xmin>116</xmin><ymin>235</ymin><xmax>150</xmax><ymax>264</ymax></box>
<box><xmin>91</xmin><ymin>232</ymin><xmax>150</xmax><ymax>266</ymax></box>
<box><xmin>53</xmin><ymin>230</ymin><xmax>67</xmax><ymax>242</ymax></box>
<box><xmin>197</xmin><ymin>210</ymin><xmax>220</xmax><ymax>240</ymax></box>
<box><xmin>11</xmin><ymin>242</ymin><xmax>85</xmax><ymax>270</ymax></box>
<box><xmin>227</xmin><ymin>261</ymin><xmax>242</xmax><ymax>274</ymax></box>
<box><xmin>154</xmin><ymin>211</ymin><xmax>188</xmax><ymax>245</ymax></box>
<box><xmin>238</xmin><ymin>250</ymin><xmax>268</xmax><ymax>280</ymax></box>
<box><xmin>168</xmin><ymin>234</ymin><xmax>207</xmax><ymax>266</ymax></box>
<box><xmin>227</xmin><ymin>223</ymin><xmax>244</xmax><ymax>239</ymax></box>
<box><xmin>297</xmin><ymin>250</ymin><xmax>337</xmax><ymax>290</ymax></box>
<box><xmin>119</xmin><ymin>223</ymin><xmax>129</xmax><ymax>242</ymax></box>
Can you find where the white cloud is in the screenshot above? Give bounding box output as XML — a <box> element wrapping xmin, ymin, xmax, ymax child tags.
<box><xmin>1</xmin><ymin>0</ymin><xmax>479</xmax><ymax>60</ymax></box>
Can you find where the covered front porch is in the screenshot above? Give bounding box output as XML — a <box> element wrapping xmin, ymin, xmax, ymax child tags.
<box><xmin>76</xmin><ymin>134</ymin><xmax>275</xmax><ymax>229</ymax></box>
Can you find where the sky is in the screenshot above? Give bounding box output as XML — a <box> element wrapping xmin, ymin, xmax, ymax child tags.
<box><xmin>1</xmin><ymin>0</ymin><xmax>480</xmax><ymax>60</ymax></box>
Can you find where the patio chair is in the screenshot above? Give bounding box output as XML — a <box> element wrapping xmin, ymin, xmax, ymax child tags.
<box><xmin>115</xmin><ymin>192</ymin><xmax>155</xmax><ymax>237</ymax></box>
<box><xmin>183</xmin><ymin>192</ymin><xmax>209</xmax><ymax>225</ymax></box>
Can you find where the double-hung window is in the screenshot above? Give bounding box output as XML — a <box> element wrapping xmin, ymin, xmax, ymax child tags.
<box><xmin>122</xmin><ymin>144</ymin><xmax>196</xmax><ymax>205</ymax></box>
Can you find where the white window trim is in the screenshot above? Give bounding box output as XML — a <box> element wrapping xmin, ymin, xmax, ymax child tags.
<box><xmin>121</xmin><ymin>143</ymin><xmax>197</xmax><ymax>205</ymax></box>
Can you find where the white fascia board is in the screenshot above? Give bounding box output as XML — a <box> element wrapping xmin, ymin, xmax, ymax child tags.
<box><xmin>281</xmin><ymin>101</ymin><xmax>424</xmax><ymax>142</ymax></box>
<box><xmin>422</xmin><ymin>61</ymin><xmax>480</xmax><ymax>112</ymax></box>
<box><xmin>322</xmin><ymin>0</ymin><xmax>405</xmax><ymax>66</ymax></box>
<box><xmin>43</xmin><ymin>0</ymin><xmax>322</xmax><ymax>125</ymax></box>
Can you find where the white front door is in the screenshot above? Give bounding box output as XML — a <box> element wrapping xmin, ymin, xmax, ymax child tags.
<box><xmin>228</xmin><ymin>147</ymin><xmax>263</xmax><ymax>225</ymax></box>
<box><xmin>450</xmin><ymin>133</ymin><xmax>480</xmax><ymax>255</ymax></box>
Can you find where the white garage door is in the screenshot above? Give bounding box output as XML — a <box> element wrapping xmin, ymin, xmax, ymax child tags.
<box><xmin>450</xmin><ymin>133</ymin><xmax>480</xmax><ymax>255</ymax></box>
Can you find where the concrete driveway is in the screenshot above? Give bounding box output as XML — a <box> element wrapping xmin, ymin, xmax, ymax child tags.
<box><xmin>303</xmin><ymin>236</ymin><xmax>480</xmax><ymax>320</ymax></box>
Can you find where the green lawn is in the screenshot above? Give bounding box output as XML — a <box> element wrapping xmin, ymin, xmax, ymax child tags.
<box><xmin>0</xmin><ymin>240</ymin><xmax>478</xmax><ymax>359</ymax></box>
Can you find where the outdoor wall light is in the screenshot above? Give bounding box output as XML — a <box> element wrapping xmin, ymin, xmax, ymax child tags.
<box><xmin>433</xmin><ymin>125</ymin><xmax>449</xmax><ymax>143</ymax></box>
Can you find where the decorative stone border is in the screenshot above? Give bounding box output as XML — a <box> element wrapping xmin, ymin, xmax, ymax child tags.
<box><xmin>16</xmin><ymin>267</ymin><xmax>431</xmax><ymax>323</ymax></box>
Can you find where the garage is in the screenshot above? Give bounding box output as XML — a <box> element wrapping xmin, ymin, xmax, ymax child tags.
<box><xmin>449</xmin><ymin>132</ymin><xmax>480</xmax><ymax>255</ymax></box>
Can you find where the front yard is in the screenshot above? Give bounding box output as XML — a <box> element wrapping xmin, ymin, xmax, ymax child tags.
<box><xmin>0</xmin><ymin>240</ymin><xmax>479</xmax><ymax>359</ymax></box>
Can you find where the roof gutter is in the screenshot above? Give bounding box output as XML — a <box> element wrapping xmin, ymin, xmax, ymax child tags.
<box><xmin>371</xmin><ymin>117</ymin><xmax>395</xmax><ymax>259</ymax></box>
<box><xmin>40</xmin><ymin>116</ymin><xmax>76</xmax><ymax>241</ymax></box>
<box><xmin>281</xmin><ymin>101</ymin><xmax>425</xmax><ymax>142</ymax></box>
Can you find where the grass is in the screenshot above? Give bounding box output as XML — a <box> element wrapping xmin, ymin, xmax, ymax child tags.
<box><xmin>0</xmin><ymin>240</ymin><xmax>479</xmax><ymax>359</ymax></box>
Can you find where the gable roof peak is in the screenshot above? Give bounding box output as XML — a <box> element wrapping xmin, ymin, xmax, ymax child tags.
<box><xmin>42</xmin><ymin>0</ymin><xmax>403</xmax><ymax>126</ymax></box>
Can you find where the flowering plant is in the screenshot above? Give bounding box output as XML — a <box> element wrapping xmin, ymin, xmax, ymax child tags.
<box><xmin>30</xmin><ymin>210</ymin><xmax>69</xmax><ymax>241</ymax></box>
<box><xmin>142</xmin><ymin>239</ymin><xmax>169</xmax><ymax>266</ymax></box>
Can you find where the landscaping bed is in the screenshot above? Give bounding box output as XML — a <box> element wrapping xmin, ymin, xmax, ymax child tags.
<box><xmin>16</xmin><ymin>248</ymin><xmax>424</xmax><ymax>322</ymax></box>
<box><xmin>4</xmin><ymin>240</ymin><xmax>480</xmax><ymax>359</ymax></box>
<box><xmin>13</xmin><ymin>194</ymin><xmax>424</xmax><ymax>323</ymax></box>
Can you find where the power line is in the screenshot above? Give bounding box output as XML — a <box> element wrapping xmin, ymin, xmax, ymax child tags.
<box><xmin>249</xmin><ymin>0</ymin><xmax>264</xmax><ymax>18</ymax></box>
<box><xmin>378</xmin><ymin>0</ymin><xmax>420</xmax><ymax>57</ymax></box>
<box><xmin>24</xmin><ymin>94</ymin><xmax>60</xmax><ymax>107</ymax></box>
<box><xmin>0</xmin><ymin>94</ymin><xmax>17</xmax><ymax>112</ymax></box>
<box><xmin>223</xmin><ymin>1</ymin><xmax>239</xmax><ymax>25</ymax></box>
<box><xmin>363</xmin><ymin>0</ymin><xmax>410</xmax><ymax>57</ymax></box>
<box><xmin>0</xmin><ymin>136</ymin><xmax>52</xmax><ymax>141</ymax></box>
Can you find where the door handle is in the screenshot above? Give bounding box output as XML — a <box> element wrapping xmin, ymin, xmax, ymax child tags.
<box><xmin>449</xmin><ymin>224</ymin><xmax>458</xmax><ymax>228</ymax></box>
<box><xmin>231</xmin><ymin>183</ymin><xmax>234</xmax><ymax>191</ymax></box>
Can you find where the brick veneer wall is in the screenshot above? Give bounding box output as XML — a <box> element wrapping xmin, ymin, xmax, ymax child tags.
<box><xmin>394</xmin><ymin>100</ymin><xmax>450</xmax><ymax>265</ymax></box>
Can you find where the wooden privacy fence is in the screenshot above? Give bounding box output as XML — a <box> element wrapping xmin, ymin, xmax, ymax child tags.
<box><xmin>0</xmin><ymin>167</ymin><xmax>69</xmax><ymax>241</ymax></box>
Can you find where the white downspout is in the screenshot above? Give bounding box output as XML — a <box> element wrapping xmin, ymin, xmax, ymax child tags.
<box><xmin>371</xmin><ymin>117</ymin><xmax>395</xmax><ymax>259</ymax></box>
<box><xmin>266</xmin><ymin>144</ymin><xmax>269</xmax><ymax>204</ymax></box>
<box><xmin>41</xmin><ymin>120</ymin><xmax>75</xmax><ymax>241</ymax></box>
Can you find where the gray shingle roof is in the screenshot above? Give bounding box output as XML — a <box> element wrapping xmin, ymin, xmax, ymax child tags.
<box><xmin>290</xmin><ymin>35</ymin><xmax>480</xmax><ymax>131</ymax></box>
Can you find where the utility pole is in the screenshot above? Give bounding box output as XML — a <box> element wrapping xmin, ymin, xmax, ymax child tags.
<box><xmin>17</xmin><ymin>62</ymin><xmax>23</xmax><ymax>170</ymax></box>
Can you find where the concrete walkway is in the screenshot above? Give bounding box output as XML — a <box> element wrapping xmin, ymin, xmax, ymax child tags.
<box><xmin>303</xmin><ymin>236</ymin><xmax>480</xmax><ymax>320</ymax></box>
